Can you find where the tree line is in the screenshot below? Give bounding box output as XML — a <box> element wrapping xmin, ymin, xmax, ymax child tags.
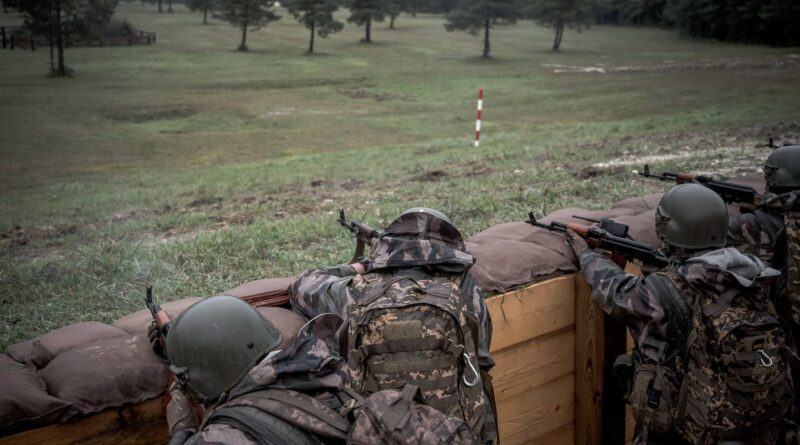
<box><xmin>5</xmin><ymin>0</ymin><xmax>798</xmax><ymax>77</ymax></box>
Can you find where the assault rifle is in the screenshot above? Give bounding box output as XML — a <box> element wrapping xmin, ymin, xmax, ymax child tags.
<box><xmin>338</xmin><ymin>209</ymin><xmax>382</xmax><ymax>263</ymax></box>
<box><xmin>145</xmin><ymin>286</ymin><xmax>172</xmax><ymax>348</ymax></box>
<box><xmin>639</xmin><ymin>164</ymin><xmax>762</xmax><ymax>206</ymax></box>
<box><xmin>572</xmin><ymin>215</ymin><xmax>629</xmax><ymax>238</ymax></box>
<box><xmin>526</xmin><ymin>212</ymin><xmax>668</xmax><ymax>268</ymax></box>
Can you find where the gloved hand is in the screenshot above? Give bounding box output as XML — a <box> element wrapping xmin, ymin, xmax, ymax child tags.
<box><xmin>167</xmin><ymin>383</ymin><xmax>200</xmax><ymax>437</ymax></box>
<box><xmin>566</xmin><ymin>229</ymin><xmax>590</xmax><ymax>257</ymax></box>
<box><xmin>738</xmin><ymin>202</ymin><xmax>758</xmax><ymax>214</ymax></box>
<box><xmin>148</xmin><ymin>321</ymin><xmax>166</xmax><ymax>359</ymax></box>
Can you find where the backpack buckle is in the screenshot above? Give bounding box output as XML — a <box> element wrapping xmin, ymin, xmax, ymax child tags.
<box><xmin>758</xmin><ymin>349</ymin><xmax>774</xmax><ymax>367</ymax></box>
<box><xmin>462</xmin><ymin>352</ymin><xmax>480</xmax><ymax>387</ymax></box>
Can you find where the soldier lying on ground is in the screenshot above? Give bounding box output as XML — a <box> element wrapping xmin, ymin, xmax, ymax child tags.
<box><xmin>159</xmin><ymin>296</ymin><xmax>352</xmax><ymax>445</ymax></box>
<box><xmin>290</xmin><ymin>208</ymin><xmax>498</xmax><ymax>444</ymax></box>
<box><xmin>728</xmin><ymin>145</ymin><xmax>800</xmax><ymax>343</ymax></box>
<box><xmin>569</xmin><ymin>184</ymin><xmax>794</xmax><ymax>445</ymax></box>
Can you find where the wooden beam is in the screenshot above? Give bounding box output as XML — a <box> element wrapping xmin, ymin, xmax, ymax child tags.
<box><xmin>0</xmin><ymin>398</ymin><xmax>168</xmax><ymax>445</ymax></box>
<box><xmin>486</xmin><ymin>275</ymin><xmax>576</xmax><ymax>352</ymax></box>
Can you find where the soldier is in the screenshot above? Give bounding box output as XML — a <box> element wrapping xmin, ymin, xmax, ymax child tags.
<box><xmin>161</xmin><ymin>296</ymin><xmax>351</xmax><ymax>445</ymax></box>
<box><xmin>569</xmin><ymin>184</ymin><xmax>793</xmax><ymax>444</ymax></box>
<box><xmin>728</xmin><ymin>145</ymin><xmax>800</xmax><ymax>339</ymax></box>
<box><xmin>290</xmin><ymin>208</ymin><xmax>497</xmax><ymax>444</ymax></box>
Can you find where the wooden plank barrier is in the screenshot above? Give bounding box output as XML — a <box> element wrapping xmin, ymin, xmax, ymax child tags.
<box><xmin>0</xmin><ymin>273</ymin><xmax>631</xmax><ymax>445</ymax></box>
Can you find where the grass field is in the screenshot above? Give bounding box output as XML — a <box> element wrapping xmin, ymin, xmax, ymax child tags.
<box><xmin>1</xmin><ymin>3</ymin><xmax>799</xmax><ymax>348</ymax></box>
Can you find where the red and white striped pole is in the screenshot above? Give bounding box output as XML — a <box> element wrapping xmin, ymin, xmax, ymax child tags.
<box><xmin>474</xmin><ymin>88</ymin><xmax>483</xmax><ymax>148</ymax></box>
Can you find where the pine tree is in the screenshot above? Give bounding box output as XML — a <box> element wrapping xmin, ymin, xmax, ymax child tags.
<box><xmin>385</xmin><ymin>0</ymin><xmax>406</xmax><ymax>29</ymax></box>
<box><xmin>185</xmin><ymin>0</ymin><xmax>215</xmax><ymax>24</ymax></box>
<box><xmin>284</xmin><ymin>0</ymin><xmax>343</xmax><ymax>53</ymax></box>
<box><xmin>527</xmin><ymin>0</ymin><xmax>594</xmax><ymax>51</ymax></box>
<box><xmin>215</xmin><ymin>0</ymin><xmax>280</xmax><ymax>51</ymax></box>
<box><xmin>346</xmin><ymin>0</ymin><xmax>385</xmax><ymax>43</ymax></box>
<box><xmin>444</xmin><ymin>0</ymin><xmax>520</xmax><ymax>58</ymax></box>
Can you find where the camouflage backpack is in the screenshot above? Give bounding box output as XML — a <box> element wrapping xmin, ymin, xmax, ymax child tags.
<box><xmin>348</xmin><ymin>384</ymin><xmax>478</xmax><ymax>445</ymax></box>
<box><xmin>785</xmin><ymin>205</ymin><xmax>800</xmax><ymax>326</ymax></box>
<box><xmin>345</xmin><ymin>269</ymin><xmax>487</xmax><ymax>438</ymax></box>
<box><xmin>665</xmin><ymin>270</ymin><xmax>793</xmax><ymax>443</ymax></box>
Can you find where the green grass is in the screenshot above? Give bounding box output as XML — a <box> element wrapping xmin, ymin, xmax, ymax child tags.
<box><xmin>1</xmin><ymin>3</ymin><xmax>799</xmax><ymax>348</ymax></box>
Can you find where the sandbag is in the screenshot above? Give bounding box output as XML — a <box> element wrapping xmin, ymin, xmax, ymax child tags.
<box><xmin>6</xmin><ymin>322</ymin><xmax>128</xmax><ymax>370</ymax></box>
<box><xmin>225</xmin><ymin>277</ymin><xmax>294</xmax><ymax>307</ymax></box>
<box><xmin>611</xmin><ymin>192</ymin><xmax>663</xmax><ymax>212</ymax></box>
<box><xmin>0</xmin><ymin>354</ymin><xmax>71</xmax><ymax>436</ymax></box>
<box><xmin>113</xmin><ymin>297</ymin><xmax>203</xmax><ymax>336</ymax></box>
<box><xmin>37</xmin><ymin>335</ymin><xmax>168</xmax><ymax>420</ymax></box>
<box><xmin>255</xmin><ymin>307</ymin><xmax>306</xmax><ymax>350</ymax></box>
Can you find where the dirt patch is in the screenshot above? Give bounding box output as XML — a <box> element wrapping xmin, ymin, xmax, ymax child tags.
<box><xmin>467</xmin><ymin>166</ymin><xmax>494</xmax><ymax>177</ymax></box>
<box><xmin>214</xmin><ymin>211</ymin><xmax>254</xmax><ymax>228</ymax></box>
<box><xmin>340</xmin><ymin>179</ymin><xmax>363</xmax><ymax>191</ymax></box>
<box><xmin>187</xmin><ymin>196</ymin><xmax>223</xmax><ymax>208</ymax></box>
<box><xmin>310</xmin><ymin>179</ymin><xmax>332</xmax><ymax>188</ymax></box>
<box><xmin>543</xmin><ymin>57</ymin><xmax>800</xmax><ymax>75</ymax></box>
<box><xmin>340</xmin><ymin>87</ymin><xmax>393</xmax><ymax>102</ymax></box>
<box><xmin>105</xmin><ymin>107</ymin><xmax>196</xmax><ymax>123</ymax></box>
<box><xmin>1</xmin><ymin>224</ymin><xmax>77</xmax><ymax>248</ymax></box>
<box><xmin>576</xmin><ymin>165</ymin><xmax>626</xmax><ymax>179</ymax></box>
<box><xmin>417</xmin><ymin>170</ymin><xmax>448</xmax><ymax>182</ymax></box>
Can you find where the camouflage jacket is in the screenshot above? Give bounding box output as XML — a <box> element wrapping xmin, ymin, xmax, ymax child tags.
<box><xmin>172</xmin><ymin>314</ymin><xmax>350</xmax><ymax>445</ymax></box>
<box><xmin>578</xmin><ymin>247</ymin><xmax>781</xmax><ymax>444</ymax></box>
<box><xmin>728</xmin><ymin>190</ymin><xmax>800</xmax><ymax>330</ymax></box>
<box><xmin>289</xmin><ymin>237</ymin><xmax>494</xmax><ymax>372</ymax></box>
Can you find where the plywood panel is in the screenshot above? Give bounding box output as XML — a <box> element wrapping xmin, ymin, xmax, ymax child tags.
<box><xmin>536</xmin><ymin>423</ymin><xmax>575</xmax><ymax>445</ymax></box>
<box><xmin>497</xmin><ymin>373</ymin><xmax>574</xmax><ymax>445</ymax></box>
<box><xmin>492</xmin><ymin>329</ymin><xmax>575</xmax><ymax>403</ymax></box>
<box><xmin>0</xmin><ymin>398</ymin><xmax>168</xmax><ymax>445</ymax></box>
<box><xmin>486</xmin><ymin>275</ymin><xmax>576</xmax><ymax>352</ymax></box>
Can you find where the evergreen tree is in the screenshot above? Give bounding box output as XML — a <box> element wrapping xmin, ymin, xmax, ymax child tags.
<box><xmin>1</xmin><ymin>0</ymin><xmax>114</xmax><ymax>76</ymax></box>
<box><xmin>386</xmin><ymin>0</ymin><xmax>406</xmax><ymax>28</ymax></box>
<box><xmin>185</xmin><ymin>0</ymin><xmax>215</xmax><ymax>24</ymax></box>
<box><xmin>215</xmin><ymin>0</ymin><xmax>280</xmax><ymax>51</ymax></box>
<box><xmin>527</xmin><ymin>0</ymin><xmax>594</xmax><ymax>51</ymax></box>
<box><xmin>284</xmin><ymin>0</ymin><xmax>343</xmax><ymax>53</ymax></box>
<box><xmin>346</xmin><ymin>0</ymin><xmax>385</xmax><ymax>43</ymax></box>
<box><xmin>444</xmin><ymin>0</ymin><xmax>520</xmax><ymax>58</ymax></box>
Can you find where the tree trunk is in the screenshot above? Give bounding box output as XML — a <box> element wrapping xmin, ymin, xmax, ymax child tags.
<box><xmin>167</xmin><ymin>0</ymin><xmax>173</xmax><ymax>13</ymax></box>
<box><xmin>390</xmin><ymin>15</ymin><xmax>395</xmax><ymax>29</ymax></box>
<box><xmin>552</xmin><ymin>19</ymin><xmax>564</xmax><ymax>51</ymax></box>
<box><xmin>203</xmin><ymin>6</ymin><xmax>208</xmax><ymax>24</ymax></box>
<box><xmin>239</xmin><ymin>22</ymin><xmax>248</xmax><ymax>50</ymax></box>
<box><xmin>482</xmin><ymin>18</ymin><xmax>490</xmax><ymax>58</ymax></box>
<box><xmin>55</xmin><ymin>0</ymin><xmax>66</xmax><ymax>76</ymax></box>
<box><xmin>158</xmin><ymin>0</ymin><xmax>162</xmax><ymax>13</ymax></box>
<box><xmin>364</xmin><ymin>17</ymin><xmax>371</xmax><ymax>42</ymax></box>
<box><xmin>308</xmin><ymin>21</ymin><xmax>315</xmax><ymax>53</ymax></box>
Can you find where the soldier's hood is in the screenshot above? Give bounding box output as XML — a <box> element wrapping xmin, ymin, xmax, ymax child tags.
<box><xmin>367</xmin><ymin>211</ymin><xmax>474</xmax><ymax>272</ymax></box>
<box><xmin>228</xmin><ymin>313</ymin><xmax>346</xmax><ymax>399</ymax></box>
<box><xmin>678</xmin><ymin>247</ymin><xmax>780</xmax><ymax>290</ymax></box>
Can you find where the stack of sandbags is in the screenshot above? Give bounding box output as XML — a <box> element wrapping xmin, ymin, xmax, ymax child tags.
<box><xmin>1</xmin><ymin>321</ymin><xmax>170</xmax><ymax>436</ymax></box>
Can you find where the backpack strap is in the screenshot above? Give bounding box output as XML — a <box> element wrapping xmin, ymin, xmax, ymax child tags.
<box><xmin>702</xmin><ymin>289</ymin><xmax>741</xmax><ymax>318</ymax></box>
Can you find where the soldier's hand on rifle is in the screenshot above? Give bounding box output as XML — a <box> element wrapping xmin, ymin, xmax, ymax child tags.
<box><xmin>738</xmin><ymin>202</ymin><xmax>758</xmax><ymax>214</ymax></box>
<box><xmin>148</xmin><ymin>321</ymin><xmax>167</xmax><ymax>359</ymax></box>
<box><xmin>350</xmin><ymin>262</ymin><xmax>367</xmax><ymax>274</ymax></box>
<box><xmin>566</xmin><ymin>229</ymin><xmax>590</xmax><ymax>256</ymax></box>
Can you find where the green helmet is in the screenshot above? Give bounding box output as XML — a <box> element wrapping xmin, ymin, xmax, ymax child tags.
<box><xmin>655</xmin><ymin>184</ymin><xmax>728</xmax><ymax>250</ymax></box>
<box><xmin>166</xmin><ymin>295</ymin><xmax>282</xmax><ymax>403</ymax></box>
<box><xmin>764</xmin><ymin>145</ymin><xmax>800</xmax><ymax>191</ymax></box>
<box><xmin>398</xmin><ymin>207</ymin><xmax>453</xmax><ymax>226</ymax></box>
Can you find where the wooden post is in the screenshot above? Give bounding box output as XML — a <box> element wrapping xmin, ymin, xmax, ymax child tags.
<box><xmin>575</xmin><ymin>275</ymin><xmax>627</xmax><ymax>445</ymax></box>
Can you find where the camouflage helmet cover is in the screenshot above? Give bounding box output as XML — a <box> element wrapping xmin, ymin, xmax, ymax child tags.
<box><xmin>166</xmin><ymin>295</ymin><xmax>282</xmax><ymax>404</ymax></box>
<box><xmin>385</xmin><ymin>207</ymin><xmax>464</xmax><ymax>247</ymax></box>
<box><xmin>764</xmin><ymin>145</ymin><xmax>800</xmax><ymax>190</ymax></box>
<box><xmin>655</xmin><ymin>183</ymin><xmax>728</xmax><ymax>250</ymax></box>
